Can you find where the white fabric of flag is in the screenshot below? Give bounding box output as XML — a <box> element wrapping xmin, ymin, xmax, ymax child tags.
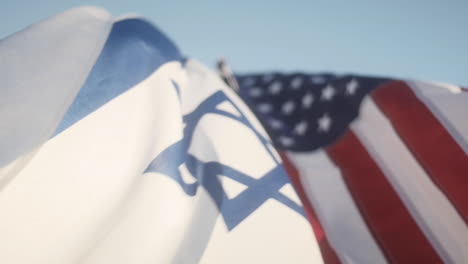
<box><xmin>0</xmin><ymin>7</ymin><xmax>322</xmax><ymax>264</ymax></box>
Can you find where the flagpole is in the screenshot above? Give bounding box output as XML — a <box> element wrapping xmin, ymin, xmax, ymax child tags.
<box><xmin>216</xmin><ymin>57</ymin><xmax>240</xmax><ymax>92</ymax></box>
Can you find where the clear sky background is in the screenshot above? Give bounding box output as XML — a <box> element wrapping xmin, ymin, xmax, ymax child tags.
<box><xmin>2</xmin><ymin>0</ymin><xmax>467</xmax><ymax>85</ymax></box>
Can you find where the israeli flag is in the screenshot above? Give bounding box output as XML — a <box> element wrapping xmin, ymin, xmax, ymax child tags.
<box><xmin>0</xmin><ymin>7</ymin><xmax>322</xmax><ymax>264</ymax></box>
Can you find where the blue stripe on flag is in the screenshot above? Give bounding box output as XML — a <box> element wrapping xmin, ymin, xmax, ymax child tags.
<box><xmin>54</xmin><ymin>18</ymin><xmax>182</xmax><ymax>135</ymax></box>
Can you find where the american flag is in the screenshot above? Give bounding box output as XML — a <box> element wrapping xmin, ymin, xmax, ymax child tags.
<box><xmin>236</xmin><ymin>73</ymin><xmax>468</xmax><ymax>263</ymax></box>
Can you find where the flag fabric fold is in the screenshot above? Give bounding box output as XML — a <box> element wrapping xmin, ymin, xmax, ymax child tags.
<box><xmin>0</xmin><ymin>7</ymin><xmax>321</xmax><ymax>264</ymax></box>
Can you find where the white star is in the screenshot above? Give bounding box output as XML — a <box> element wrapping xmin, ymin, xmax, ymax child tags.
<box><xmin>321</xmin><ymin>85</ymin><xmax>336</xmax><ymax>101</ymax></box>
<box><xmin>269</xmin><ymin>119</ymin><xmax>283</xmax><ymax>130</ymax></box>
<box><xmin>257</xmin><ymin>103</ymin><xmax>272</xmax><ymax>113</ymax></box>
<box><xmin>302</xmin><ymin>93</ymin><xmax>314</xmax><ymax>108</ymax></box>
<box><xmin>317</xmin><ymin>113</ymin><xmax>332</xmax><ymax>132</ymax></box>
<box><xmin>269</xmin><ymin>81</ymin><xmax>282</xmax><ymax>95</ymax></box>
<box><xmin>290</xmin><ymin>76</ymin><xmax>303</xmax><ymax>89</ymax></box>
<box><xmin>346</xmin><ymin>79</ymin><xmax>359</xmax><ymax>95</ymax></box>
<box><xmin>281</xmin><ymin>100</ymin><xmax>296</xmax><ymax>115</ymax></box>
<box><xmin>294</xmin><ymin>121</ymin><xmax>308</xmax><ymax>135</ymax></box>
<box><xmin>249</xmin><ymin>87</ymin><xmax>263</xmax><ymax>97</ymax></box>
<box><xmin>279</xmin><ymin>136</ymin><xmax>295</xmax><ymax>147</ymax></box>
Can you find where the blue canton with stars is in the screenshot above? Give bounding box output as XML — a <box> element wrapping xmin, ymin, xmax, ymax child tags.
<box><xmin>145</xmin><ymin>80</ymin><xmax>305</xmax><ymax>231</ymax></box>
<box><xmin>236</xmin><ymin>73</ymin><xmax>390</xmax><ymax>151</ymax></box>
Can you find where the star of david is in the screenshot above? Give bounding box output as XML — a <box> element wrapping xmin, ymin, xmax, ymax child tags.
<box><xmin>145</xmin><ymin>81</ymin><xmax>305</xmax><ymax>230</ymax></box>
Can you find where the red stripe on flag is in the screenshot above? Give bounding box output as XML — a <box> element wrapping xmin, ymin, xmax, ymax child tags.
<box><xmin>326</xmin><ymin>130</ymin><xmax>443</xmax><ymax>263</ymax></box>
<box><xmin>280</xmin><ymin>153</ymin><xmax>341</xmax><ymax>264</ymax></box>
<box><xmin>373</xmin><ymin>81</ymin><xmax>468</xmax><ymax>224</ymax></box>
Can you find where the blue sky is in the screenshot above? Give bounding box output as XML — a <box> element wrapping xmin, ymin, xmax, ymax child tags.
<box><xmin>2</xmin><ymin>0</ymin><xmax>467</xmax><ymax>85</ymax></box>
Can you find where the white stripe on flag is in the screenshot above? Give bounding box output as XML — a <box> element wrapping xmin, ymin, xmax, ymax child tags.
<box><xmin>287</xmin><ymin>151</ymin><xmax>387</xmax><ymax>264</ymax></box>
<box><xmin>408</xmin><ymin>81</ymin><xmax>468</xmax><ymax>154</ymax></box>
